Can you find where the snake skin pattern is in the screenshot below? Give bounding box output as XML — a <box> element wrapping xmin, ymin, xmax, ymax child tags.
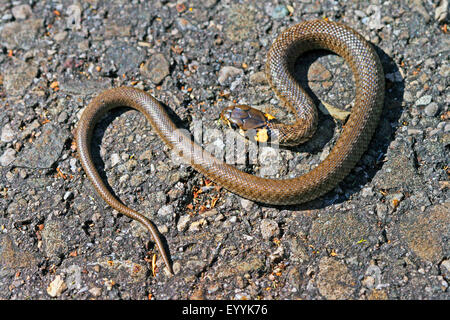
<box><xmin>76</xmin><ymin>20</ymin><xmax>384</xmax><ymax>273</ymax></box>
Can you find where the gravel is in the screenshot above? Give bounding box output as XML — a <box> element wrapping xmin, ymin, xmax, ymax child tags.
<box><xmin>0</xmin><ymin>0</ymin><xmax>448</xmax><ymax>300</ymax></box>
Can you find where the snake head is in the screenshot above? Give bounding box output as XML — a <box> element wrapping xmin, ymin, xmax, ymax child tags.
<box><xmin>220</xmin><ymin>105</ymin><xmax>276</xmax><ymax>143</ymax></box>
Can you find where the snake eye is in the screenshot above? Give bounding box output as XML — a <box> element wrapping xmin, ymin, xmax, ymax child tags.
<box><xmin>229</xmin><ymin>122</ymin><xmax>239</xmax><ymax>130</ymax></box>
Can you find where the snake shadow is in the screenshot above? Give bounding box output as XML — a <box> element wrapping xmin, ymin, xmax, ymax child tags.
<box><xmin>258</xmin><ymin>44</ymin><xmax>404</xmax><ymax>211</ymax></box>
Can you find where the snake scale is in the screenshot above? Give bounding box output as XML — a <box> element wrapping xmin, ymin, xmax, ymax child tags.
<box><xmin>76</xmin><ymin>20</ymin><xmax>385</xmax><ymax>273</ymax></box>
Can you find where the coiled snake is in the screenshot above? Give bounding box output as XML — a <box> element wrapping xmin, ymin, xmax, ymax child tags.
<box><xmin>76</xmin><ymin>20</ymin><xmax>385</xmax><ymax>274</ymax></box>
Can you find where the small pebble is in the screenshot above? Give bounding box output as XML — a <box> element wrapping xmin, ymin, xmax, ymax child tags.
<box><xmin>69</xmin><ymin>158</ymin><xmax>78</xmax><ymax>172</ymax></box>
<box><xmin>415</xmin><ymin>95</ymin><xmax>432</xmax><ymax>106</ymax></box>
<box><xmin>444</xmin><ymin>123</ymin><xmax>450</xmax><ymax>133</ymax></box>
<box><xmin>361</xmin><ymin>187</ymin><xmax>374</xmax><ymax>197</ymax></box>
<box><xmin>53</xmin><ymin>31</ymin><xmax>68</xmax><ymax>42</ymax></box>
<box><xmin>240</xmin><ymin>198</ymin><xmax>254</xmax><ymax>211</ymax></box>
<box><xmin>407</xmin><ymin>128</ymin><xmax>423</xmax><ymax>135</ymax></box>
<box><xmin>177</xmin><ymin>215</ymin><xmax>191</xmax><ymax>232</ymax></box>
<box><xmin>11</xmin><ymin>4</ymin><xmax>33</xmax><ymax>20</ymax></box>
<box><xmin>423</xmin><ymin>103</ymin><xmax>439</xmax><ymax>117</ymax></box>
<box><xmin>0</xmin><ymin>148</ymin><xmax>16</xmax><ymax>166</ymax></box>
<box><xmin>435</xmin><ymin>0</ymin><xmax>448</xmax><ymax>22</ymax></box>
<box><xmin>158</xmin><ymin>225</ymin><xmax>169</xmax><ymax>234</ymax></box>
<box><xmin>57</xmin><ymin>111</ymin><xmax>68</xmax><ymax>123</ymax></box>
<box><xmin>362</xmin><ymin>275</ymin><xmax>375</xmax><ymax>288</ymax></box>
<box><xmin>386</xmin><ymin>71</ymin><xmax>402</xmax><ymax>82</ymax></box>
<box><xmin>157</xmin><ymin>204</ymin><xmax>174</xmax><ymax>217</ymax></box>
<box><xmin>403</xmin><ymin>91</ymin><xmax>414</xmax><ymax>103</ymax></box>
<box><xmin>270</xmin><ymin>5</ymin><xmax>289</xmax><ymax>19</ymax></box>
<box><xmin>63</xmin><ymin>191</ymin><xmax>73</xmax><ymax>201</ymax></box>
<box><xmin>260</xmin><ymin>219</ymin><xmax>279</xmax><ymax>240</ymax></box>
<box><xmin>376</xmin><ymin>203</ymin><xmax>388</xmax><ymax>220</ymax></box>
<box><xmin>119</xmin><ymin>174</ymin><xmax>129</xmax><ymax>183</ymax></box>
<box><xmin>140</xmin><ymin>53</ymin><xmax>170</xmax><ymax>84</ymax></box>
<box><xmin>89</xmin><ymin>287</ymin><xmax>102</xmax><ymax>297</ymax></box>
<box><xmin>67</xmin><ymin>3</ymin><xmax>82</xmax><ymax>31</ymax></box>
<box><xmin>2</xmin><ymin>13</ymin><xmax>13</xmax><ymax>21</ymax></box>
<box><xmin>1</xmin><ymin>123</ymin><xmax>16</xmax><ymax>142</ymax></box>
<box><xmin>188</xmin><ymin>218</ymin><xmax>207</xmax><ymax>232</ymax></box>
<box><xmin>218</xmin><ymin>66</ymin><xmax>243</xmax><ymax>85</ymax></box>
<box><xmin>249</xmin><ymin>71</ymin><xmax>267</xmax><ymax>85</ymax></box>
<box><xmin>110</xmin><ymin>153</ymin><xmax>120</xmax><ymax>167</ymax></box>
<box><xmin>440</xmin><ymin>259</ymin><xmax>450</xmax><ymax>276</ymax></box>
<box><xmin>47</xmin><ymin>275</ymin><xmax>67</xmax><ymax>297</ymax></box>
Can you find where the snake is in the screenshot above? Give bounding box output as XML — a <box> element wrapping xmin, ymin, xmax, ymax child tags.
<box><xmin>76</xmin><ymin>20</ymin><xmax>385</xmax><ymax>274</ymax></box>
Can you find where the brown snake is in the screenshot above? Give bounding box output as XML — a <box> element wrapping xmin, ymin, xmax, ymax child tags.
<box><xmin>76</xmin><ymin>20</ymin><xmax>384</xmax><ymax>274</ymax></box>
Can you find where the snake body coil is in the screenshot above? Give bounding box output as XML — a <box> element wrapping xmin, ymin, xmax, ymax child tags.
<box><xmin>76</xmin><ymin>20</ymin><xmax>384</xmax><ymax>273</ymax></box>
